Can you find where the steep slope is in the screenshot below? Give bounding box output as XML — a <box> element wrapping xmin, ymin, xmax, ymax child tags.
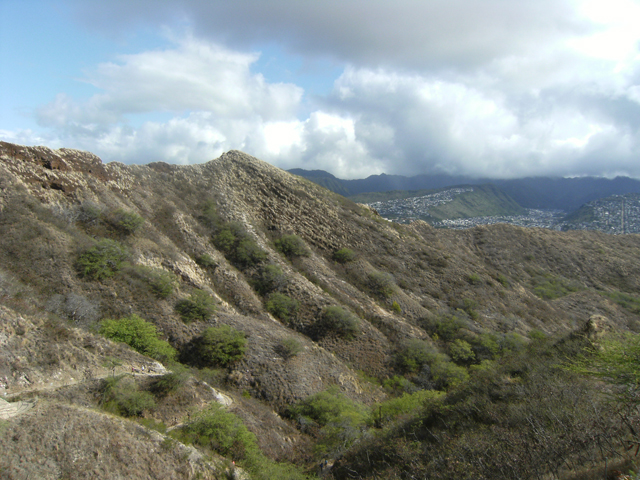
<box><xmin>3</xmin><ymin>142</ymin><xmax>640</xmax><ymax>478</ymax></box>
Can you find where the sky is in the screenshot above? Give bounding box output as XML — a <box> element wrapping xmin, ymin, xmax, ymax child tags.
<box><xmin>2</xmin><ymin>0</ymin><xmax>640</xmax><ymax>179</ymax></box>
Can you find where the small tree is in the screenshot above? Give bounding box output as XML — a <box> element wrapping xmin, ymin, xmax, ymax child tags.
<box><xmin>266</xmin><ymin>293</ymin><xmax>299</xmax><ymax>321</ymax></box>
<box><xmin>100</xmin><ymin>376</ymin><xmax>156</xmax><ymax>417</ymax></box>
<box><xmin>320</xmin><ymin>306</ymin><xmax>360</xmax><ymax>339</ymax></box>
<box><xmin>233</xmin><ymin>238</ymin><xmax>267</xmax><ymax>268</ymax></box>
<box><xmin>396</xmin><ymin>338</ymin><xmax>437</xmax><ymax>373</ymax></box>
<box><xmin>367</xmin><ymin>271</ymin><xmax>396</xmax><ymax>298</ymax></box>
<box><xmin>276</xmin><ymin>338</ymin><xmax>303</xmax><ymax>359</ymax></box>
<box><xmin>254</xmin><ymin>264</ymin><xmax>288</xmax><ymax>295</ymax></box>
<box><xmin>99</xmin><ymin>314</ymin><xmax>176</xmax><ymax>362</ymax></box>
<box><xmin>175</xmin><ymin>290</ymin><xmax>216</xmax><ymax>323</ymax></box>
<box><xmin>333</xmin><ymin>248</ymin><xmax>356</xmax><ymax>264</ymax></box>
<box><xmin>77</xmin><ymin>239</ymin><xmax>128</xmax><ymax>280</ymax></box>
<box><xmin>449</xmin><ymin>339</ymin><xmax>476</xmax><ymax>365</ymax></box>
<box><xmin>195</xmin><ymin>325</ymin><xmax>247</xmax><ymax>367</ymax></box>
<box><xmin>105</xmin><ymin>208</ymin><xmax>145</xmax><ymax>235</ymax></box>
<box><xmin>274</xmin><ymin>235</ymin><xmax>310</xmax><ymax>258</ymax></box>
<box><xmin>195</xmin><ymin>253</ymin><xmax>217</xmax><ymax>269</ymax></box>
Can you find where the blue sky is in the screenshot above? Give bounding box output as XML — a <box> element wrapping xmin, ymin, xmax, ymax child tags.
<box><xmin>2</xmin><ymin>0</ymin><xmax>640</xmax><ymax>179</ymax></box>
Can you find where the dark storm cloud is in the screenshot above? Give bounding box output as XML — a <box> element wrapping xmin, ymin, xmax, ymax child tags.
<box><xmin>70</xmin><ymin>0</ymin><xmax>591</xmax><ymax>72</ymax></box>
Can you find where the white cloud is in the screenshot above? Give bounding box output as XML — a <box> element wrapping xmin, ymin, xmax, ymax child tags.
<box><xmin>7</xmin><ymin>1</ymin><xmax>640</xmax><ymax>180</ymax></box>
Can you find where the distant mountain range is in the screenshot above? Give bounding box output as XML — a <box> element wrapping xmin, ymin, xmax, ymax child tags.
<box><xmin>288</xmin><ymin>169</ymin><xmax>640</xmax><ymax>212</ymax></box>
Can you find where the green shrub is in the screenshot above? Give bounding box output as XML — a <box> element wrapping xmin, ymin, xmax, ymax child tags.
<box><xmin>528</xmin><ymin>329</ymin><xmax>548</xmax><ymax>342</ymax></box>
<box><xmin>175</xmin><ymin>402</ymin><xmax>258</xmax><ymax>459</ymax></box>
<box><xmin>195</xmin><ymin>253</ymin><xmax>217</xmax><ymax>269</ymax></box>
<box><xmin>333</xmin><ymin>248</ymin><xmax>356</xmax><ymax>264</ymax></box>
<box><xmin>192</xmin><ymin>325</ymin><xmax>247</xmax><ymax>367</ymax></box>
<box><xmin>138</xmin><ymin>418</ymin><xmax>167</xmax><ymax>434</ymax></box>
<box><xmin>496</xmin><ymin>273</ymin><xmax>510</xmax><ymax>287</ymax></box>
<box><xmin>431</xmin><ymin>359</ymin><xmax>469</xmax><ymax>388</ymax></box>
<box><xmin>151</xmin><ymin>369</ymin><xmax>188</xmax><ymax>397</ymax></box>
<box><xmin>199</xmin><ymin>200</ymin><xmax>223</xmax><ymax>231</ymax></box>
<box><xmin>396</xmin><ymin>338</ymin><xmax>437</xmax><ymax>373</ymax></box>
<box><xmin>105</xmin><ymin>208</ymin><xmax>145</xmax><ymax>235</ymax></box>
<box><xmin>175</xmin><ymin>290</ymin><xmax>216</xmax><ymax>323</ymax></box>
<box><xmin>276</xmin><ymin>338</ymin><xmax>303</xmax><ymax>359</ymax></box>
<box><xmin>373</xmin><ymin>390</ymin><xmax>443</xmax><ymax>425</ymax></box>
<box><xmin>382</xmin><ymin>375</ymin><xmax>417</xmax><ymax>396</ymax></box>
<box><xmin>127</xmin><ymin>265</ymin><xmax>177</xmax><ymax>298</ymax></box>
<box><xmin>213</xmin><ymin>228</ymin><xmax>236</xmax><ymax>253</ymax></box>
<box><xmin>468</xmin><ymin>273</ymin><xmax>482</xmax><ymax>285</ymax></box>
<box><xmin>288</xmin><ymin>386</ymin><xmax>370</xmax><ymax>457</ymax></box>
<box><xmin>100</xmin><ymin>376</ymin><xmax>156</xmax><ymax>417</ymax></box>
<box><xmin>530</xmin><ymin>272</ymin><xmax>582</xmax><ymax>300</ymax></box>
<box><xmin>320</xmin><ymin>306</ymin><xmax>360</xmax><ymax>339</ymax></box>
<box><xmin>391</xmin><ymin>301</ymin><xmax>402</xmax><ymax>314</ymax></box>
<box><xmin>173</xmin><ymin>403</ymin><xmax>310</xmax><ymax>479</ymax></box>
<box><xmin>367</xmin><ymin>271</ymin><xmax>396</xmax><ymax>298</ymax></box>
<box><xmin>77</xmin><ymin>239</ymin><xmax>128</xmax><ymax>280</ymax></box>
<box><xmin>426</xmin><ymin>313</ymin><xmax>469</xmax><ymax>341</ymax></box>
<box><xmin>449</xmin><ymin>339</ymin><xmax>476</xmax><ymax>364</ymax></box>
<box><xmin>266</xmin><ymin>293</ymin><xmax>299</xmax><ymax>321</ymax></box>
<box><xmin>234</xmin><ymin>239</ymin><xmax>268</xmax><ymax>267</ymax></box>
<box><xmin>254</xmin><ymin>264</ymin><xmax>288</xmax><ymax>295</ymax></box>
<box><xmin>99</xmin><ymin>314</ymin><xmax>177</xmax><ymax>362</ymax></box>
<box><xmin>210</xmin><ymin>218</ymin><xmax>267</xmax><ymax>269</ymax></box>
<box><xmin>274</xmin><ymin>234</ymin><xmax>310</xmax><ymax>258</ymax></box>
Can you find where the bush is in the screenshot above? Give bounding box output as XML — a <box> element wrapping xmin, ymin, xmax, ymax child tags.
<box><xmin>199</xmin><ymin>200</ymin><xmax>223</xmax><ymax>231</ymax></box>
<box><xmin>175</xmin><ymin>290</ymin><xmax>216</xmax><ymax>323</ymax></box>
<box><xmin>212</xmin><ymin>222</ymin><xmax>267</xmax><ymax>269</ymax></box>
<box><xmin>468</xmin><ymin>273</ymin><xmax>482</xmax><ymax>285</ymax></box>
<box><xmin>99</xmin><ymin>314</ymin><xmax>177</xmax><ymax>362</ymax></box>
<box><xmin>100</xmin><ymin>376</ymin><xmax>156</xmax><ymax>417</ymax></box>
<box><xmin>367</xmin><ymin>271</ymin><xmax>396</xmax><ymax>298</ymax></box>
<box><xmin>373</xmin><ymin>390</ymin><xmax>444</xmax><ymax>426</ymax></box>
<box><xmin>234</xmin><ymin>239</ymin><xmax>268</xmax><ymax>267</ymax></box>
<box><xmin>195</xmin><ymin>253</ymin><xmax>217</xmax><ymax>269</ymax></box>
<box><xmin>190</xmin><ymin>325</ymin><xmax>247</xmax><ymax>367</ymax></box>
<box><xmin>530</xmin><ymin>272</ymin><xmax>582</xmax><ymax>300</ymax></box>
<box><xmin>274</xmin><ymin>234</ymin><xmax>310</xmax><ymax>258</ymax></box>
<box><xmin>276</xmin><ymin>338</ymin><xmax>303</xmax><ymax>359</ymax></box>
<box><xmin>76</xmin><ymin>239</ymin><xmax>128</xmax><ymax>280</ymax></box>
<box><xmin>431</xmin><ymin>359</ymin><xmax>469</xmax><ymax>388</ymax></box>
<box><xmin>150</xmin><ymin>369</ymin><xmax>188</xmax><ymax>397</ymax></box>
<box><xmin>175</xmin><ymin>402</ymin><xmax>258</xmax><ymax>459</ymax></box>
<box><xmin>320</xmin><ymin>306</ymin><xmax>360</xmax><ymax>339</ymax></box>
<box><xmin>449</xmin><ymin>339</ymin><xmax>476</xmax><ymax>365</ymax></box>
<box><xmin>105</xmin><ymin>208</ymin><xmax>145</xmax><ymax>235</ymax></box>
<box><xmin>391</xmin><ymin>301</ymin><xmax>402</xmax><ymax>314</ymax></box>
<box><xmin>396</xmin><ymin>338</ymin><xmax>437</xmax><ymax>373</ymax></box>
<box><xmin>254</xmin><ymin>264</ymin><xmax>288</xmax><ymax>295</ymax></box>
<box><xmin>423</xmin><ymin>313</ymin><xmax>468</xmax><ymax>342</ymax></box>
<box><xmin>173</xmin><ymin>403</ymin><xmax>310</xmax><ymax>479</ymax></box>
<box><xmin>126</xmin><ymin>265</ymin><xmax>177</xmax><ymax>298</ymax></box>
<box><xmin>382</xmin><ymin>375</ymin><xmax>418</xmax><ymax>396</ymax></box>
<box><xmin>266</xmin><ymin>293</ymin><xmax>299</xmax><ymax>321</ymax></box>
<box><xmin>288</xmin><ymin>386</ymin><xmax>370</xmax><ymax>457</ymax></box>
<box><xmin>333</xmin><ymin>248</ymin><xmax>356</xmax><ymax>264</ymax></box>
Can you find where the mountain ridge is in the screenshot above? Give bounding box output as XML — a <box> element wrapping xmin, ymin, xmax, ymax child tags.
<box><xmin>289</xmin><ymin>167</ymin><xmax>640</xmax><ymax>212</ymax></box>
<box><xmin>3</xmin><ymin>142</ymin><xmax>640</xmax><ymax>478</ymax></box>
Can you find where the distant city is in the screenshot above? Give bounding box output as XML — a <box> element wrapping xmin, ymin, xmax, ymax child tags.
<box><xmin>369</xmin><ymin>191</ymin><xmax>640</xmax><ymax>234</ymax></box>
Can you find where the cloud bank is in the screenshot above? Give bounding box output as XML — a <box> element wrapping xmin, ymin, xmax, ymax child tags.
<box><xmin>3</xmin><ymin>0</ymin><xmax>640</xmax><ymax>179</ymax></box>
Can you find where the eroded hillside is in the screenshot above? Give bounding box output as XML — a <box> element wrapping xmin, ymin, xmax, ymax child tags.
<box><xmin>2</xmin><ymin>141</ymin><xmax>640</xmax><ymax>479</ymax></box>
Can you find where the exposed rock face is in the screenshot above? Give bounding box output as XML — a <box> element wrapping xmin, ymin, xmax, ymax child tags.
<box><xmin>2</xmin><ymin>141</ymin><xmax>640</xmax><ymax>477</ymax></box>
